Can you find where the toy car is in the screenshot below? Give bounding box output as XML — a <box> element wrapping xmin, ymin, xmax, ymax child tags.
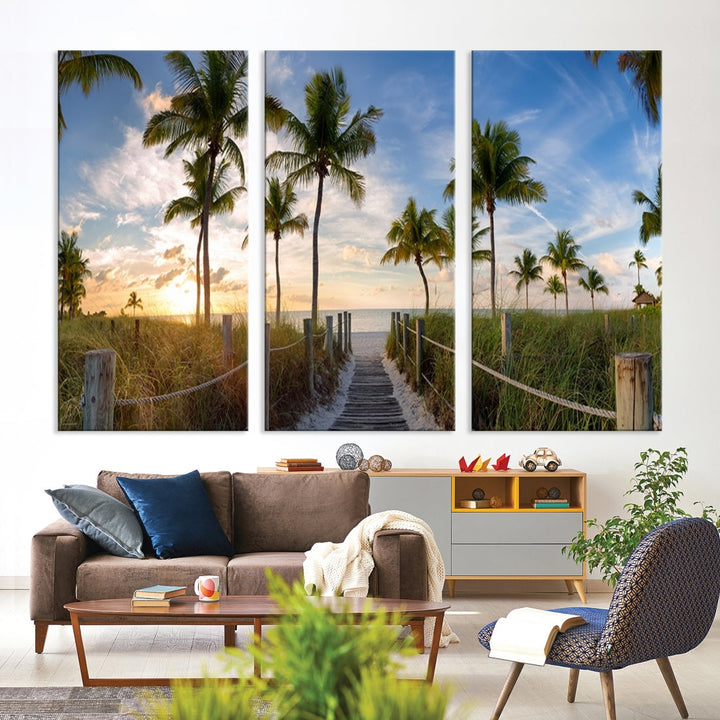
<box><xmin>520</xmin><ymin>447</ymin><xmax>561</xmax><ymax>472</ymax></box>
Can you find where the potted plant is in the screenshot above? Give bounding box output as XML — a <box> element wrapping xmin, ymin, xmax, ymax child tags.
<box><xmin>564</xmin><ymin>447</ymin><xmax>720</xmax><ymax>587</ymax></box>
<box><xmin>142</xmin><ymin>572</ymin><xmax>462</xmax><ymax>720</ymax></box>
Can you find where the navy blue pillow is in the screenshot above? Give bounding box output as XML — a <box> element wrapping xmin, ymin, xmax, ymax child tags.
<box><xmin>116</xmin><ymin>470</ymin><xmax>233</xmax><ymax>559</ymax></box>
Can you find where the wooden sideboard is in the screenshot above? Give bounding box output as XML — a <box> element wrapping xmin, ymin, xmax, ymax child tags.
<box><xmin>367</xmin><ymin>468</ymin><xmax>586</xmax><ymax>602</ymax></box>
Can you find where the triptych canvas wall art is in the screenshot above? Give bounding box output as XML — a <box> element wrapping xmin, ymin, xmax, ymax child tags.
<box><xmin>58</xmin><ymin>50</ymin><xmax>661</xmax><ymax>432</ymax></box>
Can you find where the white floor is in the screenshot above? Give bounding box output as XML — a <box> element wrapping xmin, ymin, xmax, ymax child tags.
<box><xmin>1</xmin><ymin>587</ymin><xmax>719</xmax><ymax>719</ymax></box>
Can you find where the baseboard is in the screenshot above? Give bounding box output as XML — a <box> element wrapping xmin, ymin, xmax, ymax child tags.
<box><xmin>0</xmin><ymin>576</ymin><xmax>30</xmax><ymax>590</ymax></box>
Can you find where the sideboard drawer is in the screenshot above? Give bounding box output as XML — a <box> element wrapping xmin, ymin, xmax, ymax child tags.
<box><xmin>452</xmin><ymin>511</ymin><xmax>582</xmax><ymax>544</ymax></box>
<box><xmin>452</xmin><ymin>543</ymin><xmax>582</xmax><ymax>576</ymax></box>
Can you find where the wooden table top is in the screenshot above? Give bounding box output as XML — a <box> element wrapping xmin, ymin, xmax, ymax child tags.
<box><xmin>65</xmin><ymin>595</ymin><xmax>450</xmax><ymax>619</ymax></box>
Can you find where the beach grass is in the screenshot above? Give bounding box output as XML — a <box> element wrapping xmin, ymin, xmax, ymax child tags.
<box><xmin>472</xmin><ymin>307</ymin><xmax>661</xmax><ymax>430</ymax></box>
<box><xmin>386</xmin><ymin>311</ymin><xmax>455</xmax><ymax>430</ymax></box>
<box><xmin>58</xmin><ymin>315</ymin><xmax>248</xmax><ymax>431</ymax></box>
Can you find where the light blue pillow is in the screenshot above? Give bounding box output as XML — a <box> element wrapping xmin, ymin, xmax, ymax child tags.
<box><xmin>116</xmin><ymin>470</ymin><xmax>233</xmax><ymax>559</ymax></box>
<box><xmin>46</xmin><ymin>485</ymin><xmax>144</xmax><ymax>559</ymax></box>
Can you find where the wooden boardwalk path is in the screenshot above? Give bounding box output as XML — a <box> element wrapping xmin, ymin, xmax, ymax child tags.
<box><xmin>330</xmin><ymin>334</ymin><xmax>408</xmax><ymax>431</ymax></box>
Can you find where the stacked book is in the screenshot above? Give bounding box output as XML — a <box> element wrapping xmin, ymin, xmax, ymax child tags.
<box><xmin>275</xmin><ymin>458</ymin><xmax>324</xmax><ymax>472</ymax></box>
<box><xmin>131</xmin><ymin>584</ymin><xmax>186</xmax><ymax>607</ymax></box>
<box><xmin>532</xmin><ymin>498</ymin><xmax>570</xmax><ymax>508</ymax></box>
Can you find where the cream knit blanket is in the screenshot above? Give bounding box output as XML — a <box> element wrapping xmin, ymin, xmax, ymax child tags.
<box><xmin>303</xmin><ymin>510</ymin><xmax>459</xmax><ymax>648</ymax></box>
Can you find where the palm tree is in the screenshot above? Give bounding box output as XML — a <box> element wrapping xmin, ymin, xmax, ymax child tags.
<box><xmin>144</xmin><ymin>51</ymin><xmax>249</xmax><ymax>324</ymax></box>
<box><xmin>543</xmin><ymin>274</ymin><xmax>565</xmax><ymax>315</ymax></box>
<box><xmin>164</xmin><ymin>152</ymin><xmax>244</xmax><ymax>325</ymax></box>
<box><xmin>542</xmin><ymin>229</ymin><xmax>586</xmax><ymax>315</ymax></box>
<box><xmin>471</xmin><ymin>119</ymin><xmax>547</xmax><ymax>317</ymax></box>
<box><xmin>265</xmin><ymin>177</ymin><xmax>309</xmax><ymax>325</ymax></box>
<box><xmin>125</xmin><ymin>291</ymin><xmax>143</xmax><ymax>317</ymax></box>
<box><xmin>58</xmin><ymin>51</ymin><xmax>142</xmax><ymax>140</ymax></box>
<box><xmin>58</xmin><ymin>230</ymin><xmax>91</xmax><ymax>320</ymax></box>
<box><xmin>655</xmin><ymin>262</ymin><xmax>662</xmax><ymax>287</ymax></box>
<box><xmin>509</xmin><ymin>249</ymin><xmax>543</xmax><ymax>310</ymax></box>
<box><xmin>381</xmin><ymin>197</ymin><xmax>451</xmax><ymax>315</ymax></box>
<box><xmin>578</xmin><ymin>267</ymin><xmax>609</xmax><ymax>311</ymax></box>
<box><xmin>628</xmin><ymin>249</ymin><xmax>648</xmax><ymax>287</ymax></box>
<box><xmin>266</xmin><ymin>68</ymin><xmax>382</xmax><ymax>327</ymax></box>
<box><xmin>586</xmin><ymin>51</ymin><xmax>661</xmax><ymax>125</ymax></box>
<box><xmin>633</xmin><ymin>164</ymin><xmax>662</xmax><ymax>245</ymax></box>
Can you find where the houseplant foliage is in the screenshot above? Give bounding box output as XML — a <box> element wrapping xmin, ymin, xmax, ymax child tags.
<box><xmin>564</xmin><ymin>447</ymin><xmax>720</xmax><ymax>587</ymax></box>
<box><xmin>142</xmin><ymin>572</ymin><xmax>458</xmax><ymax>720</ymax></box>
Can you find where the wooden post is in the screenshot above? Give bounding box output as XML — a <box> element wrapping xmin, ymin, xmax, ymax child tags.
<box><xmin>83</xmin><ymin>349</ymin><xmax>116</xmax><ymax>430</ymax></box>
<box><xmin>615</xmin><ymin>352</ymin><xmax>653</xmax><ymax>430</ymax></box>
<box><xmin>501</xmin><ymin>312</ymin><xmax>512</xmax><ymax>376</ymax></box>
<box><xmin>337</xmin><ymin>312</ymin><xmax>343</xmax><ymax>356</ymax></box>
<box><xmin>222</xmin><ymin>314</ymin><xmax>233</xmax><ymax>371</ymax></box>
<box><xmin>402</xmin><ymin>312</ymin><xmax>410</xmax><ymax>372</ymax></box>
<box><xmin>343</xmin><ymin>311</ymin><xmax>349</xmax><ymax>353</ymax></box>
<box><xmin>347</xmin><ymin>312</ymin><xmax>352</xmax><ymax>353</ymax></box>
<box><xmin>265</xmin><ymin>323</ymin><xmax>271</xmax><ymax>430</ymax></box>
<box><xmin>304</xmin><ymin>318</ymin><xmax>315</xmax><ymax>395</ymax></box>
<box><xmin>416</xmin><ymin>317</ymin><xmax>425</xmax><ymax>391</ymax></box>
<box><xmin>325</xmin><ymin>315</ymin><xmax>333</xmax><ymax>361</ymax></box>
<box><xmin>604</xmin><ymin>313</ymin><xmax>610</xmax><ymax>335</ymax></box>
<box><xmin>134</xmin><ymin>318</ymin><xmax>140</xmax><ymax>352</ymax></box>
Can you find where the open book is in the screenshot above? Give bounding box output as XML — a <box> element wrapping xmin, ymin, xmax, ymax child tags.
<box><xmin>489</xmin><ymin>607</ymin><xmax>587</xmax><ymax>666</ymax></box>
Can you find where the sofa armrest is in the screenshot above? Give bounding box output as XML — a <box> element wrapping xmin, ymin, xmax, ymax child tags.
<box><xmin>30</xmin><ymin>519</ymin><xmax>89</xmax><ymax>623</ymax></box>
<box><xmin>369</xmin><ymin>529</ymin><xmax>428</xmax><ymax>600</ymax></box>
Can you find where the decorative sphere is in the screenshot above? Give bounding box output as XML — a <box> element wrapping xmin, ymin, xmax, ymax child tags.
<box><xmin>381</xmin><ymin>458</ymin><xmax>393</xmax><ymax>471</ymax></box>
<box><xmin>358</xmin><ymin>459</ymin><xmax>370</xmax><ymax>471</ymax></box>
<box><xmin>472</xmin><ymin>488</ymin><xmax>486</xmax><ymax>500</ymax></box>
<box><xmin>368</xmin><ymin>455</ymin><xmax>384</xmax><ymax>472</ymax></box>
<box><xmin>335</xmin><ymin>443</ymin><xmax>363</xmax><ymax>470</ymax></box>
<box><xmin>536</xmin><ymin>486</ymin><xmax>548</xmax><ymax>499</ymax></box>
<box><xmin>548</xmin><ymin>486</ymin><xmax>561</xmax><ymax>499</ymax></box>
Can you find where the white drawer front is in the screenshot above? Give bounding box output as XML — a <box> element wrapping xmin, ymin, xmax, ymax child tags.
<box><xmin>452</xmin><ymin>511</ymin><xmax>582</xmax><ymax>544</ymax></box>
<box><xmin>451</xmin><ymin>543</ymin><xmax>582</xmax><ymax>576</ymax></box>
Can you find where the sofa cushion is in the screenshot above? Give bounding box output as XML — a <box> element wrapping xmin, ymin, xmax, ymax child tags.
<box><xmin>97</xmin><ymin>470</ymin><xmax>234</xmax><ymax>543</ymax></box>
<box><xmin>232</xmin><ymin>471</ymin><xmax>370</xmax><ymax>553</ymax></box>
<box><xmin>76</xmin><ymin>554</ymin><xmax>228</xmax><ymax>600</ymax></box>
<box><xmin>45</xmin><ymin>485</ymin><xmax>144</xmax><ymax>559</ymax></box>
<box><xmin>227</xmin><ymin>552</ymin><xmax>306</xmax><ymax>594</ymax></box>
<box><xmin>117</xmin><ymin>470</ymin><xmax>234</xmax><ymax>559</ymax></box>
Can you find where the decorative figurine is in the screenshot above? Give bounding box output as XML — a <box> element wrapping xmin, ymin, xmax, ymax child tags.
<box><xmin>492</xmin><ymin>453</ymin><xmax>511</xmax><ymax>471</ymax></box>
<box><xmin>519</xmin><ymin>447</ymin><xmax>562</xmax><ymax>472</ymax></box>
<box><xmin>459</xmin><ymin>455</ymin><xmax>480</xmax><ymax>472</ymax></box>
<box><xmin>489</xmin><ymin>495</ymin><xmax>503</xmax><ymax>508</ymax></box>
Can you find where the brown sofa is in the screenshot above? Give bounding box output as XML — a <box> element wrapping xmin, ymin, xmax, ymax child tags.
<box><xmin>30</xmin><ymin>469</ymin><xmax>428</xmax><ymax>653</ymax></box>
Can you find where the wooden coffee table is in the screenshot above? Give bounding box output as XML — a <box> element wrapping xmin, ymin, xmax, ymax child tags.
<box><xmin>64</xmin><ymin>595</ymin><xmax>450</xmax><ymax>687</ymax></box>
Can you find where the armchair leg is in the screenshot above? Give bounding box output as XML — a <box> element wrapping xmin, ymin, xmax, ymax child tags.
<box><xmin>599</xmin><ymin>670</ymin><xmax>616</xmax><ymax>720</ymax></box>
<box><xmin>567</xmin><ymin>668</ymin><xmax>579</xmax><ymax>703</ymax></box>
<box><xmin>490</xmin><ymin>662</ymin><xmax>524</xmax><ymax>720</ymax></box>
<box><xmin>656</xmin><ymin>657</ymin><xmax>689</xmax><ymax>718</ymax></box>
<box><xmin>35</xmin><ymin>622</ymin><xmax>49</xmax><ymax>654</ymax></box>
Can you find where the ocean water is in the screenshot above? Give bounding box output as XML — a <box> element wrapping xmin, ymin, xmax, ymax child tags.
<box><xmin>273</xmin><ymin>308</ymin><xmax>453</xmax><ymax>333</ymax></box>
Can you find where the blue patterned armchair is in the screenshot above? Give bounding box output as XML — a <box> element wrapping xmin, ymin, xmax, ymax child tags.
<box><xmin>478</xmin><ymin>517</ymin><xmax>720</xmax><ymax>720</ymax></box>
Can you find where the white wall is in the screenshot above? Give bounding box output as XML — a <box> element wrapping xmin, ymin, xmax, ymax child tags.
<box><xmin>2</xmin><ymin>0</ymin><xmax>719</xmax><ymax>584</ymax></box>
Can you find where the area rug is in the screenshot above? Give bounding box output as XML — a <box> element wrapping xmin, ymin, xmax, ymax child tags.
<box><xmin>0</xmin><ymin>686</ymin><xmax>171</xmax><ymax>719</ymax></box>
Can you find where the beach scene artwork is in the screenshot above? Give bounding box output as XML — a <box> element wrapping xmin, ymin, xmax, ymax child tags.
<box><xmin>58</xmin><ymin>51</ymin><xmax>249</xmax><ymax>430</ymax></box>
<box><xmin>265</xmin><ymin>51</ymin><xmax>455</xmax><ymax>431</ymax></box>
<box><xmin>470</xmin><ymin>51</ymin><xmax>662</xmax><ymax>431</ymax></box>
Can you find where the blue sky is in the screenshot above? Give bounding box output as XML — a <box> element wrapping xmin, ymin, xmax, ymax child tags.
<box><xmin>472</xmin><ymin>51</ymin><xmax>661</xmax><ymax>311</ymax></box>
<box><xmin>265</xmin><ymin>51</ymin><xmax>455</xmax><ymax>313</ymax></box>
<box><xmin>59</xmin><ymin>51</ymin><xmax>249</xmax><ymax>317</ymax></box>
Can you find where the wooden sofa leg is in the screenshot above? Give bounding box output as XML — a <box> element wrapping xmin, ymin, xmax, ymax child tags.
<box><xmin>599</xmin><ymin>670</ymin><xmax>616</xmax><ymax>720</ymax></box>
<box><xmin>490</xmin><ymin>662</ymin><xmax>524</xmax><ymax>720</ymax></box>
<box><xmin>656</xmin><ymin>657</ymin><xmax>689</xmax><ymax>718</ymax></box>
<box><xmin>35</xmin><ymin>622</ymin><xmax>49</xmax><ymax>654</ymax></box>
<box><xmin>567</xmin><ymin>668</ymin><xmax>579</xmax><ymax>703</ymax></box>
